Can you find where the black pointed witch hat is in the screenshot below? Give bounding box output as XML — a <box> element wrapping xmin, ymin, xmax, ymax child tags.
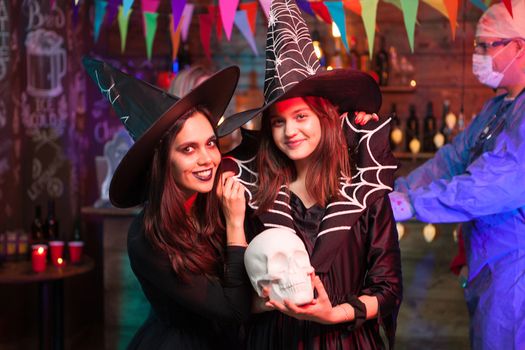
<box><xmin>217</xmin><ymin>0</ymin><xmax>381</xmax><ymax>137</ymax></box>
<box><xmin>83</xmin><ymin>57</ymin><xmax>239</xmax><ymax>208</ymax></box>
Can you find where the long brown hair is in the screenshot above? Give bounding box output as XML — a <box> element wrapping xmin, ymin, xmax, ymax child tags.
<box><xmin>255</xmin><ymin>96</ymin><xmax>351</xmax><ymax>213</ymax></box>
<box><xmin>143</xmin><ymin>107</ymin><xmax>225</xmax><ymax>281</ymax></box>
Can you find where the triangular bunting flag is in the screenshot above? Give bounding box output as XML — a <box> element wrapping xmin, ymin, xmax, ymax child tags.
<box><xmin>122</xmin><ymin>0</ymin><xmax>133</xmax><ymax>16</ymax></box>
<box><xmin>51</xmin><ymin>0</ymin><xmax>56</xmax><ymax>8</ymax></box>
<box><xmin>297</xmin><ymin>0</ymin><xmax>315</xmax><ymax>16</ymax></box>
<box><xmin>143</xmin><ymin>12</ymin><xmax>158</xmax><ymax>60</ymax></box>
<box><xmin>325</xmin><ymin>2</ymin><xmax>349</xmax><ymax>52</ymax></box>
<box><xmin>94</xmin><ymin>0</ymin><xmax>108</xmax><ymax>43</ymax></box>
<box><xmin>470</xmin><ymin>0</ymin><xmax>487</xmax><ymax>11</ymax></box>
<box><xmin>258</xmin><ymin>0</ymin><xmax>271</xmax><ymax>19</ymax></box>
<box><xmin>502</xmin><ymin>0</ymin><xmax>513</xmax><ymax>17</ymax></box>
<box><xmin>219</xmin><ymin>0</ymin><xmax>239</xmax><ymax>40</ymax></box>
<box><xmin>360</xmin><ymin>0</ymin><xmax>379</xmax><ymax>58</ymax></box>
<box><xmin>170</xmin><ymin>14</ymin><xmax>182</xmax><ymax>61</ymax></box>
<box><xmin>239</xmin><ymin>2</ymin><xmax>259</xmax><ymax>35</ymax></box>
<box><xmin>106</xmin><ymin>0</ymin><xmax>121</xmax><ymax>26</ymax></box>
<box><xmin>171</xmin><ymin>0</ymin><xmax>186</xmax><ymax>32</ymax></box>
<box><xmin>141</xmin><ymin>0</ymin><xmax>160</xmax><ymax>14</ymax></box>
<box><xmin>73</xmin><ymin>1</ymin><xmax>81</xmax><ymax>25</ymax></box>
<box><xmin>310</xmin><ymin>2</ymin><xmax>332</xmax><ymax>24</ymax></box>
<box><xmin>118</xmin><ymin>5</ymin><xmax>132</xmax><ymax>52</ymax></box>
<box><xmin>199</xmin><ymin>13</ymin><xmax>213</xmax><ymax>61</ymax></box>
<box><xmin>421</xmin><ymin>0</ymin><xmax>449</xmax><ymax>19</ymax></box>
<box><xmin>343</xmin><ymin>0</ymin><xmax>361</xmax><ymax>15</ymax></box>
<box><xmin>208</xmin><ymin>5</ymin><xmax>223</xmax><ymax>42</ymax></box>
<box><xmin>401</xmin><ymin>0</ymin><xmax>419</xmax><ymax>52</ymax></box>
<box><xmin>234</xmin><ymin>10</ymin><xmax>258</xmax><ymax>55</ymax></box>
<box><xmin>181</xmin><ymin>4</ymin><xmax>194</xmax><ymax>42</ymax></box>
<box><xmin>443</xmin><ymin>0</ymin><xmax>458</xmax><ymax>40</ymax></box>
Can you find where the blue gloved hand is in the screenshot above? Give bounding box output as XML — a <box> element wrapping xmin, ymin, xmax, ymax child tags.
<box><xmin>388</xmin><ymin>191</ymin><xmax>415</xmax><ymax>221</ymax></box>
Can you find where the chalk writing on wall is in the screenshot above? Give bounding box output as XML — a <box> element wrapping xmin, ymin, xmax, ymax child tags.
<box><xmin>0</xmin><ymin>0</ymin><xmax>9</xmax><ymax>81</ymax></box>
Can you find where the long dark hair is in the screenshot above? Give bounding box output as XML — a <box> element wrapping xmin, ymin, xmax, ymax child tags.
<box><xmin>143</xmin><ymin>107</ymin><xmax>225</xmax><ymax>281</ymax></box>
<box><xmin>255</xmin><ymin>96</ymin><xmax>351</xmax><ymax>213</ymax></box>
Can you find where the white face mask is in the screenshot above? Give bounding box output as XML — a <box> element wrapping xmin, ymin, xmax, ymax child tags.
<box><xmin>472</xmin><ymin>43</ymin><xmax>522</xmax><ymax>89</ymax></box>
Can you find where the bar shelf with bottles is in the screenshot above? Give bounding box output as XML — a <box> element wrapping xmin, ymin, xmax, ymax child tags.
<box><xmin>389</xmin><ymin>100</ymin><xmax>465</xmax><ymax>161</ymax></box>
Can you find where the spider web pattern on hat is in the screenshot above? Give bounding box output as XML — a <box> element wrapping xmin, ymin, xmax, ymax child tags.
<box><xmin>264</xmin><ymin>0</ymin><xmax>321</xmax><ymax>103</ymax></box>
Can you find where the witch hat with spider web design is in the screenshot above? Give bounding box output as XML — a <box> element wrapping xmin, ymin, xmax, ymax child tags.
<box><xmin>217</xmin><ymin>0</ymin><xmax>381</xmax><ymax>137</ymax></box>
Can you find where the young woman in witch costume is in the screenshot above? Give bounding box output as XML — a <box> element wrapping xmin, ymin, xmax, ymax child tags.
<box><xmin>217</xmin><ymin>0</ymin><xmax>402</xmax><ymax>348</ymax></box>
<box><xmin>83</xmin><ymin>58</ymin><xmax>251</xmax><ymax>349</ymax></box>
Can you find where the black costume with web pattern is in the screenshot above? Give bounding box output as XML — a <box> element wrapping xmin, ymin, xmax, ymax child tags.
<box><xmin>225</xmin><ymin>113</ymin><xmax>402</xmax><ymax>349</ymax></box>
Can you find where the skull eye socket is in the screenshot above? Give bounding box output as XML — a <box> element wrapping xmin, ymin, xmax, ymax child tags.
<box><xmin>293</xmin><ymin>251</ymin><xmax>311</xmax><ymax>268</ymax></box>
<box><xmin>268</xmin><ymin>252</ymin><xmax>288</xmax><ymax>274</ymax></box>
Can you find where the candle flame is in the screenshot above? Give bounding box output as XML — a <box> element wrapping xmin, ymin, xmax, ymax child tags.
<box><xmin>38</xmin><ymin>247</ymin><xmax>44</xmax><ymax>254</ymax></box>
<box><xmin>58</xmin><ymin>258</ymin><xmax>63</xmax><ymax>264</ymax></box>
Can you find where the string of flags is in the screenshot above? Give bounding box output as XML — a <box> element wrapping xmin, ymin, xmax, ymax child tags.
<box><xmin>84</xmin><ymin>0</ymin><xmax>504</xmax><ymax>61</ymax></box>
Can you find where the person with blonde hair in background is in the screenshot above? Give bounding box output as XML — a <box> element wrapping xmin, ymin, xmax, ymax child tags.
<box><xmin>170</xmin><ymin>65</ymin><xmax>244</xmax><ymax>153</ymax></box>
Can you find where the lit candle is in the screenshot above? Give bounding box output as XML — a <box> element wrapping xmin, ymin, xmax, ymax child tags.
<box><xmin>49</xmin><ymin>241</ymin><xmax>64</xmax><ymax>267</ymax></box>
<box><xmin>31</xmin><ymin>244</ymin><xmax>47</xmax><ymax>273</ymax></box>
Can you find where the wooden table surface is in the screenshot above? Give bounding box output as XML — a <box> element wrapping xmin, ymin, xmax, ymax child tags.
<box><xmin>0</xmin><ymin>256</ymin><xmax>94</xmax><ymax>284</ymax></box>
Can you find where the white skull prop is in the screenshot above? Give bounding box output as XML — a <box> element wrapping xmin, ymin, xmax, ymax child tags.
<box><xmin>244</xmin><ymin>228</ymin><xmax>314</xmax><ymax>305</ymax></box>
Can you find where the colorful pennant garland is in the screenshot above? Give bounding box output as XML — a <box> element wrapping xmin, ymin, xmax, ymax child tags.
<box><xmin>400</xmin><ymin>0</ymin><xmax>419</xmax><ymax>52</ymax></box>
<box><xmin>443</xmin><ymin>0</ymin><xmax>459</xmax><ymax>40</ymax></box>
<box><xmin>360</xmin><ymin>0</ymin><xmax>379</xmax><ymax>58</ymax></box>
<box><xmin>220</xmin><ymin>0</ymin><xmax>239</xmax><ymax>40</ymax></box>
<box><xmin>325</xmin><ymin>2</ymin><xmax>349</xmax><ymax>52</ymax></box>
<box><xmin>181</xmin><ymin>4</ymin><xmax>194</xmax><ymax>42</ymax></box>
<box><xmin>239</xmin><ymin>2</ymin><xmax>258</xmax><ymax>35</ymax></box>
<box><xmin>171</xmin><ymin>0</ymin><xmax>186</xmax><ymax>32</ymax></box>
<box><xmin>94</xmin><ymin>0</ymin><xmax>108</xmax><ymax>43</ymax></box>
<box><xmin>169</xmin><ymin>14</ymin><xmax>182</xmax><ymax>61</ymax></box>
<box><xmin>117</xmin><ymin>5</ymin><xmax>132</xmax><ymax>52</ymax></box>
<box><xmin>91</xmin><ymin>0</ymin><xmax>495</xmax><ymax>62</ymax></box>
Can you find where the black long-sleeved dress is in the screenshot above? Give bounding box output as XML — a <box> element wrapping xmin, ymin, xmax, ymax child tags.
<box><xmin>126</xmin><ymin>212</ymin><xmax>252</xmax><ymax>349</ymax></box>
<box><xmin>226</xmin><ymin>115</ymin><xmax>402</xmax><ymax>349</ymax></box>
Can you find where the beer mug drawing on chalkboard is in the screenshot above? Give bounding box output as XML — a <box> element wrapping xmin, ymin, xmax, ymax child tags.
<box><xmin>25</xmin><ymin>29</ymin><xmax>66</xmax><ymax>98</ymax></box>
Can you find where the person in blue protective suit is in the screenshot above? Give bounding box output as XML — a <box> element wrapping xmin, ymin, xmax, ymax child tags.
<box><xmin>390</xmin><ymin>1</ymin><xmax>525</xmax><ymax>349</ymax></box>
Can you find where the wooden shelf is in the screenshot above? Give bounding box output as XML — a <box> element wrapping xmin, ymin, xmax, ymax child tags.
<box><xmin>393</xmin><ymin>151</ymin><xmax>435</xmax><ymax>160</ymax></box>
<box><xmin>380</xmin><ymin>85</ymin><xmax>417</xmax><ymax>93</ymax></box>
<box><xmin>81</xmin><ymin>206</ymin><xmax>142</xmax><ymax>217</ymax></box>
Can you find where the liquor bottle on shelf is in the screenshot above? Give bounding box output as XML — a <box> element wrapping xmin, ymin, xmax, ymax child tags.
<box><xmin>31</xmin><ymin>205</ymin><xmax>44</xmax><ymax>244</ymax></box>
<box><xmin>71</xmin><ymin>217</ymin><xmax>82</xmax><ymax>242</ymax></box>
<box><xmin>44</xmin><ymin>200</ymin><xmax>59</xmax><ymax>241</ymax></box>
<box><xmin>178</xmin><ymin>43</ymin><xmax>191</xmax><ymax>70</ymax></box>
<box><xmin>423</xmin><ymin>102</ymin><xmax>437</xmax><ymax>153</ymax></box>
<box><xmin>449</xmin><ymin>107</ymin><xmax>465</xmax><ymax>141</ymax></box>
<box><xmin>375</xmin><ymin>36</ymin><xmax>389</xmax><ymax>86</ymax></box>
<box><xmin>389</xmin><ymin>103</ymin><xmax>403</xmax><ymax>152</ymax></box>
<box><xmin>348</xmin><ymin>36</ymin><xmax>360</xmax><ymax>70</ymax></box>
<box><xmin>439</xmin><ymin>100</ymin><xmax>453</xmax><ymax>146</ymax></box>
<box><xmin>359</xmin><ymin>48</ymin><xmax>371</xmax><ymax>73</ymax></box>
<box><xmin>405</xmin><ymin>104</ymin><xmax>421</xmax><ymax>154</ymax></box>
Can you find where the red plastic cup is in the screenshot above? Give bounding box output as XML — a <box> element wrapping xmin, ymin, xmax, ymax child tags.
<box><xmin>31</xmin><ymin>244</ymin><xmax>48</xmax><ymax>272</ymax></box>
<box><xmin>49</xmin><ymin>241</ymin><xmax>65</xmax><ymax>267</ymax></box>
<box><xmin>68</xmin><ymin>241</ymin><xmax>84</xmax><ymax>264</ymax></box>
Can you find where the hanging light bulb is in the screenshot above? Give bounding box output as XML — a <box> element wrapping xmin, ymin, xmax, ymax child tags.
<box><xmin>313</xmin><ymin>41</ymin><xmax>323</xmax><ymax>59</ymax></box>
<box><xmin>331</xmin><ymin>22</ymin><xmax>341</xmax><ymax>38</ymax></box>
<box><xmin>311</xmin><ymin>30</ymin><xmax>323</xmax><ymax>59</ymax></box>
<box><xmin>423</xmin><ymin>223</ymin><xmax>437</xmax><ymax>243</ymax></box>
<box><xmin>396</xmin><ymin>222</ymin><xmax>406</xmax><ymax>240</ymax></box>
